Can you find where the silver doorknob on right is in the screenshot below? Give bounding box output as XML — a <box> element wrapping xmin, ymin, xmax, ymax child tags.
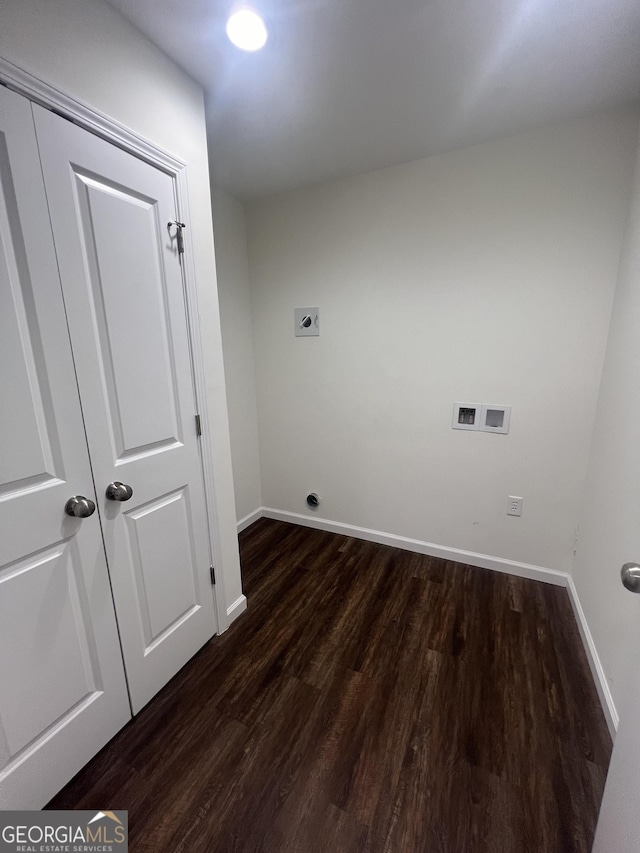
<box><xmin>106</xmin><ymin>481</ymin><xmax>133</xmax><ymax>502</ymax></box>
<box><xmin>621</xmin><ymin>563</ymin><xmax>640</xmax><ymax>593</ymax></box>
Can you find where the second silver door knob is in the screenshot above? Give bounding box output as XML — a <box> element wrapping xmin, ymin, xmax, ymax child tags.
<box><xmin>621</xmin><ymin>563</ymin><xmax>640</xmax><ymax>593</ymax></box>
<box><xmin>106</xmin><ymin>482</ymin><xmax>133</xmax><ymax>502</ymax></box>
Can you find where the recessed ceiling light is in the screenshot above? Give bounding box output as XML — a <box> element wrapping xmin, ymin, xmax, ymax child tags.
<box><xmin>226</xmin><ymin>8</ymin><xmax>268</xmax><ymax>52</ymax></box>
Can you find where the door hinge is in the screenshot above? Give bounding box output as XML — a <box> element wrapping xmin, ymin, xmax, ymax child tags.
<box><xmin>168</xmin><ymin>220</ymin><xmax>186</xmax><ymax>255</ymax></box>
<box><xmin>210</xmin><ymin>565</ymin><xmax>216</xmax><ymax>585</ymax></box>
<box><xmin>195</xmin><ymin>414</ymin><xmax>202</xmax><ymax>437</ymax></box>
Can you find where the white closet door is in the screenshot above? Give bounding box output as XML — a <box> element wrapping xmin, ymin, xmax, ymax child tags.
<box><xmin>0</xmin><ymin>89</ymin><xmax>131</xmax><ymax>808</ymax></box>
<box><xmin>33</xmin><ymin>106</ymin><xmax>218</xmax><ymax>714</ymax></box>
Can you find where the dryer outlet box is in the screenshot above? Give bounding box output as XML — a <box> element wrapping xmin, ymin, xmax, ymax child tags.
<box><xmin>295</xmin><ymin>307</ymin><xmax>319</xmax><ymax>336</ymax></box>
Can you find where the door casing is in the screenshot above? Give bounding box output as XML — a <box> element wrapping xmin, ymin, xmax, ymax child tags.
<box><xmin>0</xmin><ymin>56</ymin><xmax>231</xmax><ymax>635</ymax></box>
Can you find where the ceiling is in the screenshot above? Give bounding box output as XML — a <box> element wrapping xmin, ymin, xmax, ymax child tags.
<box><xmin>108</xmin><ymin>0</ymin><xmax>640</xmax><ymax>200</ymax></box>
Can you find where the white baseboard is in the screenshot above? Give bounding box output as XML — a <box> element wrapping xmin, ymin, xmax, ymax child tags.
<box><xmin>237</xmin><ymin>508</ymin><xmax>263</xmax><ymax>533</ymax></box>
<box><xmin>239</xmin><ymin>506</ymin><xmax>616</xmax><ymax>734</ymax></box>
<box><xmin>566</xmin><ymin>577</ymin><xmax>618</xmax><ymax>737</ymax></box>
<box><xmin>261</xmin><ymin>507</ymin><xmax>568</xmax><ymax>586</ymax></box>
<box><xmin>226</xmin><ymin>594</ymin><xmax>247</xmax><ymax>624</ymax></box>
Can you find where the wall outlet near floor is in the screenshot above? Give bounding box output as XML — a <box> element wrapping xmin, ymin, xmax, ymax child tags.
<box><xmin>507</xmin><ymin>496</ymin><xmax>523</xmax><ymax>517</ymax></box>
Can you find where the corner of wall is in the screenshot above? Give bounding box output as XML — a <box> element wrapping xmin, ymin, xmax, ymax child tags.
<box><xmin>210</xmin><ymin>184</ymin><xmax>263</xmax><ymax>525</ymax></box>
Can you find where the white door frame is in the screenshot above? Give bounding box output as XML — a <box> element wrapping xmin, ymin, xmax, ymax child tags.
<box><xmin>0</xmin><ymin>57</ymin><xmax>230</xmax><ymax>635</ymax></box>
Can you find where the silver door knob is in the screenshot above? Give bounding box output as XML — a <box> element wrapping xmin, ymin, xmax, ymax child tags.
<box><xmin>65</xmin><ymin>496</ymin><xmax>96</xmax><ymax>518</ymax></box>
<box><xmin>621</xmin><ymin>563</ymin><xmax>640</xmax><ymax>593</ymax></box>
<box><xmin>106</xmin><ymin>481</ymin><xmax>133</xmax><ymax>502</ymax></box>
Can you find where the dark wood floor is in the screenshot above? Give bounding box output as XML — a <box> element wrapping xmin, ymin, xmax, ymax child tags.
<box><xmin>48</xmin><ymin>519</ymin><xmax>611</xmax><ymax>852</ymax></box>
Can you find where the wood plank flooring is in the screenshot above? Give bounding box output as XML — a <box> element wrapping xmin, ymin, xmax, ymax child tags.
<box><xmin>48</xmin><ymin>519</ymin><xmax>612</xmax><ymax>852</ymax></box>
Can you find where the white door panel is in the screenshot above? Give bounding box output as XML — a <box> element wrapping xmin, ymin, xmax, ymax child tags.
<box><xmin>34</xmin><ymin>105</ymin><xmax>218</xmax><ymax>714</ymax></box>
<box><xmin>0</xmin><ymin>87</ymin><xmax>130</xmax><ymax>808</ymax></box>
<box><xmin>71</xmin><ymin>170</ymin><xmax>181</xmax><ymax>459</ymax></box>
<box><xmin>124</xmin><ymin>488</ymin><xmax>200</xmax><ymax>645</ymax></box>
<box><xmin>0</xmin><ymin>542</ymin><xmax>103</xmax><ymax>757</ymax></box>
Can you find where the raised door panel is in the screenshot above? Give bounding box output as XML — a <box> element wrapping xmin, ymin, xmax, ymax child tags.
<box><xmin>34</xmin><ymin>105</ymin><xmax>218</xmax><ymax>714</ymax></box>
<box><xmin>71</xmin><ymin>170</ymin><xmax>181</xmax><ymax>460</ymax></box>
<box><xmin>0</xmin><ymin>229</ymin><xmax>61</xmax><ymax>495</ymax></box>
<box><xmin>0</xmin><ymin>116</ymin><xmax>68</xmax><ymax>564</ymax></box>
<box><xmin>125</xmin><ymin>487</ymin><xmax>200</xmax><ymax>647</ymax></box>
<box><xmin>0</xmin><ymin>543</ymin><xmax>102</xmax><ymax>760</ymax></box>
<box><xmin>0</xmin><ymin>88</ymin><xmax>130</xmax><ymax>809</ymax></box>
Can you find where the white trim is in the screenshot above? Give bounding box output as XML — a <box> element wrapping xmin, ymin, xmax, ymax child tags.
<box><xmin>0</xmin><ymin>57</ymin><xmax>227</xmax><ymax>635</ymax></box>
<box><xmin>227</xmin><ymin>595</ymin><xmax>248</xmax><ymax>623</ymax></box>
<box><xmin>237</xmin><ymin>508</ymin><xmax>263</xmax><ymax>533</ymax></box>
<box><xmin>175</xmin><ymin>173</ymin><xmax>229</xmax><ymax>634</ymax></box>
<box><xmin>566</xmin><ymin>577</ymin><xmax>618</xmax><ymax>737</ymax></box>
<box><xmin>261</xmin><ymin>507</ymin><xmax>568</xmax><ymax>586</ymax></box>
<box><xmin>0</xmin><ymin>58</ymin><xmax>184</xmax><ymax>173</ymax></box>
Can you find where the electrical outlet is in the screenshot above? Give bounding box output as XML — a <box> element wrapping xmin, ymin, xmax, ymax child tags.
<box><xmin>507</xmin><ymin>496</ymin><xmax>523</xmax><ymax>517</ymax></box>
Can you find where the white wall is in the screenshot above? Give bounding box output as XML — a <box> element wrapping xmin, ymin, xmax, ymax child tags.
<box><xmin>247</xmin><ymin>111</ymin><xmax>639</xmax><ymax>574</ymax></box>
<box><xmin>572</xmin><ymin>125</ymin><xmax>640</xmax><ymax>716</ymax></box>
<box><xmin>0</xmin><ymin>0</ymin><xmax>243</xmax><ymax>622</ymax></box>
<box><xmin>211</xmin><ymin>188</ymin><xmax>262</xmax><ymax>523</ymax></box>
